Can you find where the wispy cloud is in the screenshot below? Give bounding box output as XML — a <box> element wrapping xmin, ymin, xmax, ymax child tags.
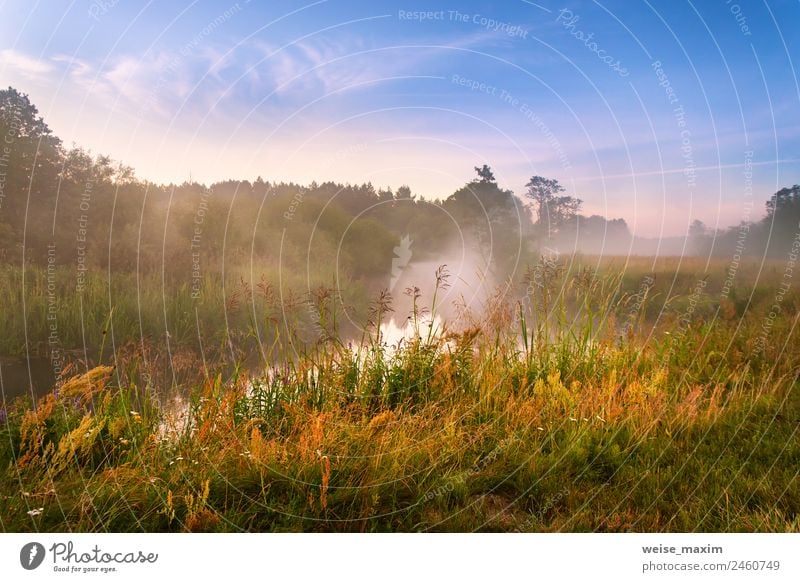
<box><xmin>242</xmin><ymin>29</ymin><xmax>511</xmax><ymax>98</ymax></box>
<box><xmin>0</xmin><ymin>49</ymin><xmax>53</xmax><ymax>80</ymax></box>
<box><xmin>49</xmin><ymin>51</ymin><xmax>196</xmax><ymax>120</ymax></box>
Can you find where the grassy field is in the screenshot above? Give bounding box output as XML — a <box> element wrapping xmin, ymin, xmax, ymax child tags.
<box><xmin>1</xmin><ymin>256</ymin><xmax>798</xmax><ymax>532</ymax></box>
<box><xmin>0</xmin><ymin>262</ymin><xmax>374</xmax><ymax>361</ymax></box>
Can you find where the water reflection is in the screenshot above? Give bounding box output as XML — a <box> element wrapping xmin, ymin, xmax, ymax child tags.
<box><xmin>0</xmin><ymin>358</ymin><xmax>57</xmax><ymax>402</ymax></box>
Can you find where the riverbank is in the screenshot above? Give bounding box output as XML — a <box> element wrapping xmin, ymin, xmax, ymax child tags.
<box><xmin>2</xmin><ymin>259</ymin><xmax>798</xmax><ymax>532</ymax></box>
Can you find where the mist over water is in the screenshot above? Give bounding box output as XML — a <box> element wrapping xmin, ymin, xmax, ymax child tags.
<box><xmin>385</xmin><ymin>243</ymin><xmax>498</xmax><ymax>329</ymax></box>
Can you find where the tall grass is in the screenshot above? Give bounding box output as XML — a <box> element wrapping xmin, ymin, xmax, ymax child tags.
<box><xmin>0</xmin><ymin>264</ymin><xmax>371</xmax><ymax>361</ymax></box>
<box><xmin>0</xmin><ymin>257</ymin><xmax>798</xmax><ymax>532</ymax></box>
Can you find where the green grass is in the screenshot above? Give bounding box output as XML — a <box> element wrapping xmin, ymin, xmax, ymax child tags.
<box><xmin>0</xmin><ymin>256</ymin><xmax>798</xmax><ymax>532</ymax></box>
<box><xmin>0</xmin><ymin>264</ymin><xmax>370</xmax><ymax>359</ymax></box>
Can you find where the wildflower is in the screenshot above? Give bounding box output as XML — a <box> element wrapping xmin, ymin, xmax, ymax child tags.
<box><xmin>27</xmin><ymin>507</ymin><xmax>44</xmax><ymax>517</ymax></box>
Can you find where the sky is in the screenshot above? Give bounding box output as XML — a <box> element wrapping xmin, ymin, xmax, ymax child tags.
<box><xmin>1</xmin><ymin>0</ymin><xmax>799</xmax><ymax>236</ymax></box>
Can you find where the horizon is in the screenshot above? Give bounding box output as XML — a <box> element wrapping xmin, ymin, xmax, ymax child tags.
<box><xmin>1</xmin><ymin>0</ymin><xmax>799</xmax><ymax>236</ymax></box>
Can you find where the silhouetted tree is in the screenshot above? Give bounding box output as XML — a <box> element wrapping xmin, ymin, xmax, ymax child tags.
<box><xmin>0</xmin><ymin>87</ymin><xmax>64</xmax><ymax>259</ymax></box>
<box><xmin>764</xmin><ymin>184</ymin><xmax>800</xmax><ymax>256</ymax></box>
<box><xmin>474</xmin><ymin>164</ymin><xmax>495</xmax><ymax>183</ymax></box>
<box><xmin>524</xmin><ymin>176</ymin><xmax>581</xmax><ymax>237</ymax></box>
<box><xmin>444</xmin><ymin>166</ymin><xmax>529</xmax><ymax>279</ymax></box>
<box><xmin>766</xmin><ymin>185</ymin><xmax>800</xmax><ymax>220</ymax></box>
<box><xmin>395</xmin><ymin>185</ymin><xmax>414</xmax><ymax>200</ymax></box>
<box><xmin>688</xmin><ymin>219</ymin><xmax>711</xmax><ymax>256</ymax></box>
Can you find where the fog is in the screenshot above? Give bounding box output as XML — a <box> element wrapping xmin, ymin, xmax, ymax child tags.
<box><xmin>1</xmin><ymin>86</ymin><xmax>798</xmax><ymax>374</ymax></box>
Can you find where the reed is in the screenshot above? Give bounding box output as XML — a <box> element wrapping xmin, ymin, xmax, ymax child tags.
<box><xmin>1</xmin><ymin>257</ymin><xmax>798</xmax><ymax>532</ymax></box>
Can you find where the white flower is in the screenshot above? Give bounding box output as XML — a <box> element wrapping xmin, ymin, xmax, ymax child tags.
<box><xmin>27</xmin><ymin>507</ymin><xmax>44</xmax><ymax>517</ymax></box>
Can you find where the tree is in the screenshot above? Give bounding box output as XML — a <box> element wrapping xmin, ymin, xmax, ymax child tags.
<box><xmin>0</xmin><ymin>87</ymin><xmax>64</xmax><ymax>260</ymax></box>
<box><xmin>474</xmin><ymin>164</ymin><xmax>495</xmax><ymax>183</ymax></box>
<box><xmin>395</xmin><ymin>185</ymin><xmax>414</xmax><ymax>200</ymax></box>
<box><xmin>0</xmin><ymin>87</ymin><xmax>57</xmax><ymax>140</ymax></box>
<box><xmin>765</xmin><ymin>185</ymin><xmax>800</xmax><ymax>224</ymax></box>
<box><xmin>524</xmin><ymin>176</ymin><xmax>581</xmax><ymax>237</ymax></box>
<box><xmin>688</xmin><ymin>219</ymin><xmax>710</xmax><ymax>256</ymax></box>
<box><xmin>444</xmin><ymin>166</ymin><xmax>529</xmax><ymax>280</ymax></box>
<box><xmin>253</xmin><ymin>175</ymin><xmax>269</xmax><ymax>197</ymax></box>
<box><xmin>764</xmin><ymin>185</ymin><xmax>800</xmax><ymax>257</ymax></box>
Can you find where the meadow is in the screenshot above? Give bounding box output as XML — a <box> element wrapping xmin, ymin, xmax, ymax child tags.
<box><xmin>1</xmin><ymin>256</ymin><xmax>798</xmax><ymax>532</ymax></box>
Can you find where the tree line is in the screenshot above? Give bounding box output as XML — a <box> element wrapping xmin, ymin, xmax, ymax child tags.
<box><xmin>2</xmin><ymin>86</ymin><xmax>797</xmax><ymax>291</ymax></box>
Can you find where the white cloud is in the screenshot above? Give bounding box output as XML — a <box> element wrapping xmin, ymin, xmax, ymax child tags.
<box><xmin>50</xmin><ymin>51</ymin><xmax>193</xmax><ymax>120</ymax></box>
<box><xmin>0</xmin><ymin>49</ymin><xmax>53</xmax><ymax>79</ymax></box>
<box><xmin>244</xmin><ymin>31</ymin><xmax>499</xmax><ymax>99</ymax></box>
<box><xmin>51</xmin><ymin>54</ymin><xmax>94</xmax><ymax>87</ymax></box>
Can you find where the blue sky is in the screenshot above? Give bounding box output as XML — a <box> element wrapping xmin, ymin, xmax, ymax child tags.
<box><xmin>1</xmin><ymin>0</ymin><xmax>798</xmax><ymax>235</ymax></box>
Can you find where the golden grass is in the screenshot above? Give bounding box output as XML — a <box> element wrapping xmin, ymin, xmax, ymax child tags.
<box><xmin>1</xmin><ymin>257</ymin><xmax>798</xmax><ymax>531</ymax></box>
